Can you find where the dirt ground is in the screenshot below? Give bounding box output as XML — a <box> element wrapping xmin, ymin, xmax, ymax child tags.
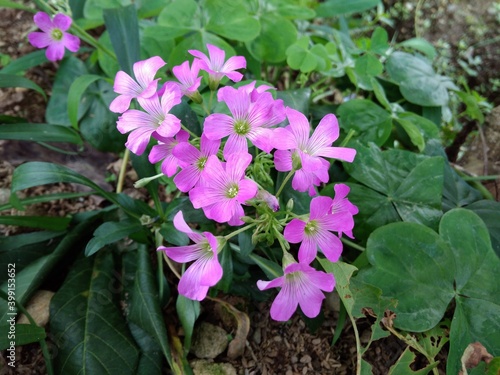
<box><xmin>1</xmin><ymin>1</ymin><xmax>498</xmax><ymax>374</ymax></box>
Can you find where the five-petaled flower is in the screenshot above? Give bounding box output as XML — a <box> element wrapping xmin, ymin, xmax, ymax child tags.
<box><xmin>189</xmin><ymin>153</ymin><xmax>258</xmax><ymax>226</ymax></box>
<box><xmin>189</xmin><ymin>44</ymin><xmax>246</xmax><ymax>90</ymax></box>
<box><xmin>171</xmin><ymin>59</ymin><xmax>203</xmax><ymax>103</ymax></box>
<box><xmin>273</xmin><ymin>108</ymin><xmax>356</xmax><ymax>196</ymax></box>
<box><xmin>149</xmin><ymin>130</ymin><xmax>190</xmax><ymax>177</ymax></box>
<box><xmin>257</xmin><ymin>261</ymin><xmax>335</xmax><ymax>321</ymax></box>
<box><xmin>158</xmin><ymin>211</ymin><xmax>224</xmax><ymax>301</ymax></box>
<box><xmin>110</xmin><ymin>56</ymin><xmax>166</xmax><ymax>113</ymax></box>
<box><xmin>28</xmin><ymin>12</ymin><xmax>80</xmax><ymax>62</ymax></box>
<box><xmin>284</xmin><ymin>188</ymin><xmax>357</xmax><ymax>264</ymax></box>
<box><xmin>116</xmin><ymin>82</ymin><xmax>182</xmax><ymax>155</ymax></box>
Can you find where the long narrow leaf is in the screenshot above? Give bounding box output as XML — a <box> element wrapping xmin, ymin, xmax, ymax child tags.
<box><xmin>0</xmin><ymin>216</ymin><xmax>71</xmax><ymax>231</ymax></box>
<box><xmin>67</xmin><ymin>74</ymin><xmax>103</xmax><ymax>130</ymax></box>
<box><xmin>85</xmin><ymin>219</ymin><xmax>143</xmax><ymax>256</ymax></box>
<box><xmin>0</xmin><ymin>0</ymin><xmax>35</xmax><ymax>11</ymax></box>
<box><xmin>103</xmin><ymin>5</ymin><xmax>140</xmax><ymax>75</ymax></box>
<box><xmin>0</xmin><ymin>191</ymin><xmax>92</xmax><ymax>212</ymax></box>
<box><xmin>0</xmin><ymin>123</ymin><xmax>82</xmax><ymax>144</ymax></box>
<box><xmin>0</xmin><ymin>324</ymin><xmax>46</xmax><ymax>350</ymax></box>
<box><xmin>0</xmin><ymin>74</ymin><xmax>46</xmax><ymax>100</ymax></box>
<box><xmin>0</xmin><ymin>50</ymin><xmax>47</xmax><ymax>74</ymax></box>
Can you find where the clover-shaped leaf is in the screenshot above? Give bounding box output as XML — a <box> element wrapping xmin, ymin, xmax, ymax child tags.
<box><xmin>356</xmin><ymin>209</ymin><xmax>500</xmax><ymax>375</ymax></box>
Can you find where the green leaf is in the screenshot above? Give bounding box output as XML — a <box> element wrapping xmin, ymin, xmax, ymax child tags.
<box><xmin>123</xmin><ymin>247</ymin><xmax>173</xmax><ymax>366</ymax></box>
<box><xmin>217</xmin><ymin>243</ymin><xmax>233</xmax><ymax>293</ymax></box>
<box><xmin>396</xmin><ymin>112</ymin><xmax>440</xmax><ymax>146</ymax></box>
<box><xmin>245</xmin><ymin>13</ymin><xmax>297</xmax><ymax>63</ymax></box>
<box><xmin>354</xmin><ymin>53</ymin><xmax>383</xmax><ymax>77</ymax></box>
<box><xmin>286</xmin><ymin>37</ymin><xmax>331</xmax><ymax>73</ymax></box>
<box><xmin>386</xmin><ymin>52</ymin><xmax>458</xmax><ymax>107</ymax></box>
<box><xmin>128</xmin><ymin>323</ymin><xmax>163</xmax><ymax>375</ymax></box>
<box><xmin>0</xmin><ymin>324</ymin><xmax>46</xmax><ymax>350</ymax></box>
<box><xmin>370</xmin><ymin>27</ymin><xmax>389</xmax><ymax>55</ymax></box>
<box><xmin>50</xmin><ymin>252</ymin><xmax>139</xmax><ymax>374</ymax></box>
<box><xmin>465</xmin><ymin>200</ymin><xmax>500</xmax><ymax>258</ymax></box>
<box><xmin>176</xmin><ymin>295</ymin><xmax>200</xmax><ymax>353</ymax></box>
<box><xmin>440</xmin><ymin>209</ymin><xmax>500</xmax><ymax>374</ymax></box>
<box><xmin>276</xmin><ymin>88</ymin><xmax>311</xmax><ymax>116</ymax></box>
<box><xmin>337</xmin><ymin>99</ymin><xmax>392</xmax><ymax>146</ymax></box>
<box><xmin>67</xmin><ymin>74</ymin><xmax>103</xmax><ymax>129</ymax></box>
<box><xmin>0</xmin><ymin>231</ymin><xmax>64</xmax><ymax>252</ymax></box>
<box><xmin>0</xmin><ymin>50</ymin><xmax>47</xmax><ymax>75</ymax></box>
<box><xmin>85</xmin><ymin>219</ymin><xmax>143</xmax><ymax>256</ymax></box>
<box><xmin>205</xmin><ymin>0</ymin><xmax>260</xmax><ymax>42</ymax></box>
<box><xmin>318</xmin><ymin>260</ymin><xmax>357</xmax><ymax>315</ymax></box>
<box><xmin>249</xmin><ymin>253</ymin><xmax>282</xmax><ymax>280</ymax></box>
<box><xmin>0</xmin><ymin>218</ymin><xmax>97</xmax><ymax>322</ymax></box>
<box><xmin>345</xmin><ymin>143</ymin><xmax>444</xmax><ymax>240</ymax></box>
<box><xmin>103</xmin><ymin>5</ymin><xmax>140</xmax><ymax>75</ymax></box>
<box><xmin>160</xmin><ymin>222</ymin><xmax>189</xmax><ymax>246</ymax></box>
<box><xmin>83</xmin><ymin>0</ymin><xmax>129</xmax><ymax>21</ymax></box>
<box><xmin>316</xmin><ymin>0</ymin><xmax>380</xmax><ymax>16</ymax></box>
<box><xmin>0</xmin><ymin>0</ymin><xmax>34</xmax><ymax>11</ymax></box>
<box><xmin>157</xmin><ymin>0</ymin><xmax>200</xmax><ymax>38</ymax></box>
<box><xmin>394</xmin><ymin>117</ymin><xmax>425</xmax><ymax>151</ymax></box>
<box><xmin>388</xmin><ymin>347</ymin><xmax>439</xmax><ymax>374</ymax></box>
<box><xmin>398</xmin><ymin>38</ymin><xmax>437</xmax><ymax>60</ymax></box>
<box><xmin>0</xmin><ymin>73</ymin><xmax>46</xmax><ymax>100</ymax></box>
<box><xmin>0</xmin><ymin>215</ymin><xmax>71</xmax><ymax>231</ymax></box>
<box><xmin>0</xmin><ymin>123</ymin><xmax>82</xmax><ymax>144</ymax></box>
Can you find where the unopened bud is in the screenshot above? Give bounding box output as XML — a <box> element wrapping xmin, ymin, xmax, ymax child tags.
<box><xmin>257</xmin><ymin>190</ymin><xmax>280</xmax><ymax>211</ymax></box>
<box><xmin>134</xmin><ymin>173</ymin><xmax>164</xmax><ymax>188</ymax></box>
<box><xmin>286</xmin><ymin>198</ymin><xmax>294</xmax><ymax>212</ymax></box>
<box><xmin>241</xmin><ymin>216</ymin><xmax>254</xmax><ymax>223</ymax></box>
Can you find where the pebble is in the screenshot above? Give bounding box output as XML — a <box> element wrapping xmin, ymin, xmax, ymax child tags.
<box><xmin>300</xmin><ymin>355</ymin><xmax>311</xmax><ymax>364</ymax></box>
<box><xmin>191</xmin><ymin>322</ymin><xmax>229</xmax><ymax>359</ymax></box>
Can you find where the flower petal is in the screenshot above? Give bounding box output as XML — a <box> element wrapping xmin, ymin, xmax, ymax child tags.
<box><xmin>28</xmin><ymin>32</ymin><xmax>52</xmax><ymax>49</ymax></box>
<box><xmin>45</xmin><ymin>42</ymin><xmax>66</xmax><ymax>61</ymax></box>
<box><xmin>309</xmin><ymin>196</ymin><xmax>334</xmax><ymax>220</ymax></box>
<box><xmin>52</xmin><ymin>13</ymin><xmax>72</xmax><ymax>31</ymax></box>
<box><xmin>33</xmin><ymin>12</ymin><xmax>53</xmax><ymax>32</ymax></box>
<box><xmin>62</xmin><ymin>33</ymin><xmax>80</xmax><ymax>52</ymax></box>
<box><xmin>298</xmin><ymin>236</ymin><xmax>318</xmax><ymax>264</ymax></box>
<box><xmin>133</xmin><ymin>56</ymin><xmax>166</xmax><ymax>89</ymax></box>
<box><xmin>286</xmin><ymin>108</ymin><xmax>310</xmax><ymax>148</ymax></box>
<box><xmin>283</xmin><ymin>219</ymin><xmax>306</xmax><ymax>243</ymax></box>
<box><xmin>270</xmin><ymin>286</ymin><xmax>299</xmax><ymax>321</ymax></box>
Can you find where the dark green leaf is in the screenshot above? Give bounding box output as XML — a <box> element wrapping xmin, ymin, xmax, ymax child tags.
<box><xmin>0</xmin><ymin>215</ymin><xmax>71</xmax><ymax>231</ymax></box>
<box><xmin>316</xmin><ymin>0</ymin><xmax>380</xmax><ymax>16</ymax></box>
<box><xmin>388</xmin><ymin>347</ymin><xmax>439</xmax><ymax>374</ymax></box>
<box><xmin>398</xmin><ymin>38</ymin><xmax>437</xmax><ymax>60</ymax></box>
<box><xmin>277</xmin><ymin>88</ymin><xmax>311</xmax><ymax>116</ymax></box>
<box><xmin>0</xmin><ymin>123</ymin><xmax>82</xmax><ymax>144</ymax></box>
<box><xmin>50</xmin><ymin>252</ymin><xmax>139</xmax><ymax>374</ymax></box>
<box><xmin>0</xmin><ymin>231</ymin><xmax>64</xmax><ymax>252</ymax></box>
<box><xmin>103</xmin><ymin>5</ymin><xmax>140</xmax><ymax>75</ymax></box>
<box><xmin>0</xmin><ymin>50</ymin><xmax>47</xmax><ymax>74</ymax></box>
<box><xmin>465</xmin><ymin>200</ymin><xmax>500</xmax><ymax>257</ymax></box>
<box><xmin>0</xmin><ymin>324</ymin><xmax>46</xmax><ymax>350</ymax></box>
<box><xmin>0</xmin><ymin>73</ymin><xmax>46</xmax><ymax>100</ymax></box>
<box><xmin>85</xmin><ymin>219</ymin><xmax>143</xmax><ymax>256</ymax></box>
<box><xmin>176</xmin><ymin>295</ymin><xmax>200</xmax><ymax>353</ymax></box>
<box><xmin>68</xmin><ymin>74</ymin><xmax>103</xmax><ymax>129</ymax></box>
<box><xmin>157</xmin><ymin>0</ymin><xmax>200</xmax><ymax>38</ymax></box>
<box><xmin>370</xmin><ymin>27</ymin><xmax>389</xmax><ymax>55</ymax></box>
<box><xmin>217</xmin><ymin>243</ymin><xmax>233</xmax><ymax>293</ymax></box>
<box><xmin>354</xmin><ymin>53</ymin><xmax>383</xmax><ymax>77</ymax></box>
<box><xmin>160</xmin><ymin>222</ymin><xmax>189</xmax><ymax>246</ymax></box>
<box><xmin>128</xmin><ymin>323</ymin><xmax>162</xmax><ymax>375</ymax></box>
<box><xmin>337</xmin><ymin>99</ymin><xmax>392</xmax><ymax>146</ymax></box>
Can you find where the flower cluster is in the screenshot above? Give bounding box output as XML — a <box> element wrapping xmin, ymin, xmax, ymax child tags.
<box><xmin>110</xmin><ymin>44</ymin><xmax>358</xmax><ymax>320</ymax></box>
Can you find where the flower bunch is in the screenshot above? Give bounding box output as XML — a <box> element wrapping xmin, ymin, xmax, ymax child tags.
<box><xmin>111</xmin><ymin>44</ymin><xmax>358</xmax><ymax>321</ymax></box>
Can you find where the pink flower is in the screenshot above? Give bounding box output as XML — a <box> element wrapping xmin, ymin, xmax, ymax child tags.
<box><xmin>257</xmin><ymin>262</ymin><xmax>335</xmax><ymax>321</ymax></box>
<box><xmin>173</xmin><ymin>134</ymin><xmax>221</xmax><ymax>192</ymax></box>
<box><xmin>273</xmin><ymin>108</ymin><xmax>356</xmax><ymax>195</ymax></box>
<box><xmin>116</xmin><ymin>82</ymin><xmax>182</xmax><ymax>155</ymax></box>
<box><xmin>189</xmin><ymin>44</ymin><xmax>246</xmax><ymax>89</ymax></box>
<box><xmin>172</xmin><ymin>59</ymin><xmax>203</xmax><ymax>101</ymax></box>
<box><xmin>203</xmin><ymin>84</ymin><xmax>283</xmax><ymax>158</ymax></box>
<box><xmin>158</xmin><ymin>211</ymin><xmax>223</xmax><ymax>301</ymax></box>
<box><xmin>110</xmin><ymin>56</ymin><xmax>166</xmax><ymax>113</ymax></box>
<box><xmin>284</xmin><ymin>191</ymin><xmax>357</xmax><ymax>264</ymax></box>
<box><xmin>149</xmin><ymin>130</ymin><xmax>190</xmax><ymax>177</ymax></box>
<box><xmin>189</xmin><ymin>153</ymin><xmax>258</xmax><ymax>226</ymax></box>
<box><xmin>28</xmin><ymin>12</ymin><xmax>80</xmax><ymax>62</ymax></box>
<box><xmin>330</xmin><ymin>184</ymin><xmax>359</xmax><ymax>238</ymax></box>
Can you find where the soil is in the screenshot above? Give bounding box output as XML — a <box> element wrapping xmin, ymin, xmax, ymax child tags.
<box><xmin>1</xmin><ymin>1</ymin><xmax>498</xmax><ymax>374</ymax></box>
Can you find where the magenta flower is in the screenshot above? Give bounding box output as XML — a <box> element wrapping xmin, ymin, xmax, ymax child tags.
<box><xmin>203</xmin><ymin>84</ymin><xmax>283</xmax><ymax>158</ymax></box>
<box><xmin>284</xmin><ymin>192</ymin><xmax>356</xmax><ymax>264</ymax></box>
<box><xmin>257</xmin><ymin>262</ymin><xmax>335</xmax><ymax>321</ymax></box>
<box><xmin>330</xmin><ymin>184</ymin><xmax>359</xmax><ymax>238</ymax></box>
<box><xmin>173</xmin><ymin>134</ymin><xmax>221</xmax><ymax>192</ymax></box>
<box><xmin>109</xmin><ymin>56</ymin><xmax>166</xmax><ymax>113</ymax></box>
<box><xmin>189</xmin><ymin>153</ymin><xmax>258</xmax><ymax>226</ymax></box>
<box><xmin>28</xmin><ymin>12</ymin><xmax>80</xmax><ymax>62</ymax></box>
<box><xmin>116</xmin><ymin>82</ymin><xmax>182</xmax><ymax>155</ymax></box>
<box><xmin>189</xmin><ymin>44</ymin><xmax>246</xmax><ymax>89</ymax></box>
<box><xmin>149</xmin><ymin>130</ymin><xmax>189</xmax><ymax>177</ymax></box>
<box><xmin>273</xmin><ymin>108</ymin><xmax>356</xmax><ymax>195</ymax></box>
<box><xmin>171</xmin><ymin>59</ymin><xmax>203</xmax><ymax>102</ymax></box>
<box><xmin>158</xmin><ymin>211</ymin><xmax>223</xmax><ymax>301</ymax></box>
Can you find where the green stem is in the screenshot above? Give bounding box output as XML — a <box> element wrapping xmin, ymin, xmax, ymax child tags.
<box><xmin>155</xmin><ymin>230</ymin><xmax>165</xmax><ymax>299</ymax></box>
<box><xmin>340</xmin><ymin>129</ymin><xmax>356</xmax><ymax>147</ymax></box>
<box><xmin>414</xmin><ymin>0</ymin><xmax>426</xmax><ymax>38</ymax></box>
<box><xmin>181</xmin><ymin>124</ymin><xmax>199</xmax><ymax>139</ymax></box>
<box><xmin>275</xmin><ymin>170</ymin><xmax>295</xmax><ymax>198</ymax></box>
<box><xmin>341</xmin><ymin>238</ymin><xmax>365</xmax><ymax>252</ymax></box>
<box><xmin>224</xmin><ymin>223</ymin><xmax>257</xmax><ymax>241</ymax></box>
<box><xmin>116</xmin><ymin>149</ymin><xmax>130</xmax><ymax>193</ymax></box>
<box><xmin>463</xmin><ymin>175</ymin><xmax>499</xmax><ymax>181</ymax></box>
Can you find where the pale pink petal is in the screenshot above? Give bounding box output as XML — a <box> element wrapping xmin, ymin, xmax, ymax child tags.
<box><xmin>149</xmin><ymin>139</ymin><xmax>174</xmax><ymax>163</ymax></box>
<box><xmin>306</xmin><ymin>268</ymin><xmax>335</xmax><ymax>292</ymax></box>
<box><xmin>109</xmin><ymin>95</ymin><xmax>132</xmax><ymax>113</ymax></box>
<box><xmin>200</xmin><ymin>134</ymin><xmax>220</xmax><ymax>157</ymax></box>
<box><xmin>45</xmin><ymin>42</ymin><xmax>66</xmax><ymax>61</ymax></box>
<box><xmin>223</xmin><ymin>134</ymin><xmax>249</xmax><ymax>158</ymax></box>
<box><xmin>270</xmin><ymin>285</ymin><xmax>299</xmax><ymax>321</ymax></box>
<box><xmin>33</xmin><ymin>12</ymin><xmax>53</xmax><ymax>32</ymax></box>
<box><xmin>283</xmin><ymin>219</ymin><xmax>306</xmax><ymax>243</ymax></box>
<box><xmin>222</xmin><ymin>56</ymin><xmax>246</xmax><ymax>81</ymax></box>
<box><xmin>116</xmin><ymin>109</ymin><xmax>154</xmax><ymax>134</ymax></box>
<box><xmin>203</xmin><ymin>113</ymin><xmax>234</xmax><ymax>140</ymax></box>
<box><xmin>292</xmin><ymin>169</ymin><xmax>312</xmax><ymax>192</ymax></box>
<box><xmin>299</xmin><ymin>151</ymin><xmax>324</xmax><ymax>172</ymax></box>
<box><xmin>286</xmin><ymin>108</ymin><xmax>311</xmax><ymax>148</ymax></box>
<box><xmin>273</xmin><ymin>150</ymin><xmax>293</xmax><ymax>172</ymax></box>
<box><xmin>307</xmin><ymin>114</ymin><xmax>339</xmax><ymax>153</ymax></box>
<box><xmin>204</xmin><ymin>199</ymin><xmax>237</xmax><ymax>223</ymax></box>
<box><xmin>313</xmin><ymin>230</ymin><xmax>343</xmax><ymax>262</ymax></box>
<box><xmin>160</xmin><ymin>81</ymin><xmax>182</xmax><ymax>112</ymax></box>
<box><xmin>197</xmin><ymin>256</ymin><xmax>223</xmax><ymax>286</ymax></box>
<box><xmin>309</xmin><ymin>196</ymin><xmax>334</xmax><ymax>220</ymax></box>
<box><xmin>248</xmin><ymin>127</ymin><xmax>273</xmax><ymax>153</ymax></box>
<box><xmin>174</xmin><ymin>165</ymin><xmax>201</xmax><ymax>193</ymax></box>
<box><xmin>125</xmin><ymin>128</ymin><xmax>154</xmax><ymax>155</ymax></box>
<box><xmin>226</xmin><ymin>153</ymin><xmax>252</xmax><ymax>181</ymax></box>
<box><xmin>206</xmin><ymin>44</ymin><xmax>225</xmax><ymax>70</ymax></box>
<box><xmin>133</xmin><ymin>56</ymin><xmax>166</xmax><ymax>89</ymax></box>
<box><xmin>298</xmin><ymin>236</ymin><xmax>318</xmax><ymax>264</ymax></box>
<box><xmin>155</xmin><ymin>114</ymin><xmax>181</xmax><ymax>139</ymax></box>
<box><xmin>228</xmin><ymin>204</ymin><xmax>245</xmax><ymax>226</ymax></box>
<box><xmin>173</xmin><ymin>142</ymin><xmax>200</xmax><ymax>164</ymax></box>
<box><xmin>272</xmin><ymin>127</ymin><xmax>297</xmax><ymax>150</ymax></box>
<box><xmin>236</xmin><ymin>179</ymin><xmax>258</xmax><ymax>203</ymax></box>
<box><xmin>257</xmin><ymin>276</ymin><xmax>284</xmax><ymax>291</ymax></box>
<box><xmin>297</xmin><ymin>282</ymin><xmax>328</xmax><ymax>318</ymax></box>
<box><xmin>113</xmin><ymin>71</ymin><xmax>142</xmax><ymax>96</ymax></box>
<box><xmin>28</xmin><ymin>32</ymin><xmax>52</xmax><ymax>48</ymax></box>
<box><xmin>52</xmin><ymin>13</ymin><xmax>72</xmax><ymax>31</ymax></box>
<box><xmin>178</xmin><ymin>265</ymin><xmax>210</xmax><ymax>301</ymax></box>
<box><xmin>317</xmin><ymin>147</ymin><xmax>357</xmax><ymax>163</ymax></box>
<box><xmin>158</xmin><ymin>244</ymin><xmax>202</xmax><ymax>263</ymax></box>
<box><xmin>189</xmin><ymin>186</ymin><xmax>224</xmax><ymax>209</ymax></box>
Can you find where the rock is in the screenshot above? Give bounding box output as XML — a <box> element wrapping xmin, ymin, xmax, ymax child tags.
<box><xmin>190</xmin><ymin>359</ymin><xmax>237</xmax><ymax>375</ymax></box>
<box><xmin>17</xmin><ymin>290</ymin><xmax>55</xmax><ymax>326</ymax></box>
<box><xmin>191</xmin><ymin>322</ymin><xmax>229</xmax><ymax>359</ymax></box>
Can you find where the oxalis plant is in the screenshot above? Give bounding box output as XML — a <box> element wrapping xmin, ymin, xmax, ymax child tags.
<box><xmin>0</xmin><ymin>1</ymin><xmax>499</xmax><ymax>375</ymax></box>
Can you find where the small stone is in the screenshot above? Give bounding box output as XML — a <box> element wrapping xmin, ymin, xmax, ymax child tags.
<box><xmin>190</xmin><ymin>359</ymin><xmax>237</xmax><ymax>375</ymax></box>
<box><xmin>300</xmin><ymin>355</ymin><xmax>312</xmax><ymax>364</ymax></box>
<box><xmin>17</xmin><ymin>290</ymin><xmax>55</xmax><ymax>326</ymax></box>
<box><xmin>312</xmin><ymin>338</ymin><xmax>321</xmax><ymax>345</ymax></box>
<box><xmin>191</xmin><ymin>322</ymin><xmax>229</xmax><ymax>359</ymax></box>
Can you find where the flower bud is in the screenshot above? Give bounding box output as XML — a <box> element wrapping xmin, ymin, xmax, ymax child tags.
<box><xmin>286</xmin><ymin>198</ymin><xmax>294</xmax><ymax>212</ymax></box>
<box><xmin>257</xmin><ymin>190</ymin><xmax>280</xmax><ymax>211</ymax></box>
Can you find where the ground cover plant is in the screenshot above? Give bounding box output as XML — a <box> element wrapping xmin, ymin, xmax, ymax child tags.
<box><xmin>0</xmin><ymin>0</ymin><xmax>499</xmax><ymax>374</ymax></box>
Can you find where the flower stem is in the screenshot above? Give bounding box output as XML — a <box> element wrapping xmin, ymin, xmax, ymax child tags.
<box><xmin>116</xmin><ymin>148</ymin><xmax>130</xmax><ymax>193</ymax></box>
<box><xmin>181</xmin><ymin>123</ymin><xmax>199</xmax><ymax>139</ymax></box>
<box><xmin>340</xmin><ymin>129</ymin><xmax>356</xmax><ymax>147</ymax></box>
<box><xmin>341</xmin><ymin>238</ymin><xmax>365</xmax><ymax>252</ymax></box>
<box><xmin>224</xmin><ymin>223</ymin><xmax>257</xmax><ymax>241</ymax></box>
<box><xmin>275</xmin><ymin>170</ymin><xmax>295</xmax><ymax>198</ymax></box>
